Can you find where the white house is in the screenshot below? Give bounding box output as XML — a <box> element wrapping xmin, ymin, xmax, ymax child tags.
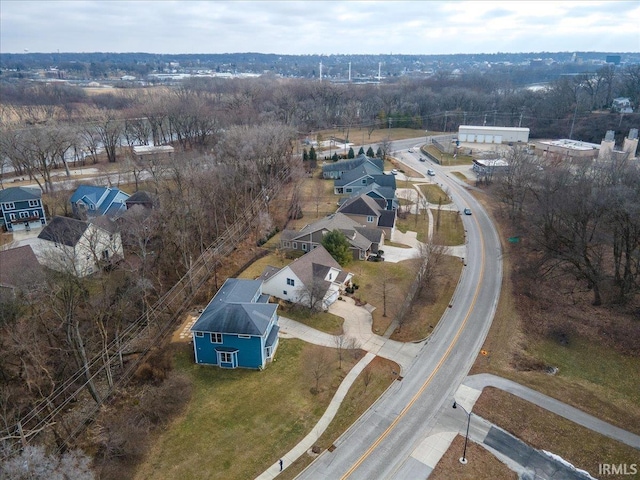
<box><xmin>36</xmin><ymin>216</ymin><xmax>124</xmax><ymax>277</ymax></box>
<box><xmin>260</xmin><ymin>246</ymin><xmax>353</xmax><ymax>311</ymax></box>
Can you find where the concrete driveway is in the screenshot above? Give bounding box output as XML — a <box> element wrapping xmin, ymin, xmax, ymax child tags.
<box><xmin>278</xmin><ymin>297</ymin><xmax>423</xmax><ymax>373</ymax></box>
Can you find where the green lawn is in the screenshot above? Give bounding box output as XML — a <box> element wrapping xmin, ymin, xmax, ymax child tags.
<box><xmin>396</xmin><ymin>212</ymin><xmax>429</xmax><ymax>243</ymax></box>
<box><xmin>135</xmin><ymin>340</ymin><xmax>361</xmax><ymax>480</ymax></box>
<box><xmin>279</xmin><ymin>305</ymin><xmax>344</xmax><ymax>335</ymax></box>
<box><xmin>417</xmin><ymin>183</ymin><xmax>452</xmax><ymax>205</ymax></box>
<box><xmin>425</xmin><ymin>145</ymin><xmax>473</xmax><ymax>167</ymax></box>
<box><xmin>431</xmin><ymin>209</ymin><xmax>465</xmax><ymax>246</ymax></box>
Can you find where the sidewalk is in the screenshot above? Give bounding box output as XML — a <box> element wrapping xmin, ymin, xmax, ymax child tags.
<box><xmin>257</xmin><ymin>298</ymin><xmax>424</xmax><ymax>479</ymax></box>
<box><xmin>406</xmin><ymin>374</ymin><xmax>640</xmax><ymax>479</ymax></box>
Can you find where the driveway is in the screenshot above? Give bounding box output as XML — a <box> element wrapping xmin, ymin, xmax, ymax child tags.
<box><xmin>278</xmin><ymin>297</ymin><xmax>423</xmax><ymax>373</ymax></box>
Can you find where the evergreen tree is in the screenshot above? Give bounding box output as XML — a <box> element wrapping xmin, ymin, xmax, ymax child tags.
<box><xmin>358</xmin><ymin>147</ymin><xmax>365</xmax><ymax>155</ymax></box>
<box><xmin>348</xmin><ymin>147</ymin><xmax>355</xmax><ymax>159</ymax></box>
<box><xmin>309</xmin><ymin>146</ymin><xmax>317</xmax><ymax>161</ymax></box>
<box><xmin>303</xmin><ymin>148</ymin><xmax>309</xmax><ymax>161</ymax></box>
<box><xmin>376</xmin><ymin>147</ymin><xmax>383</xmax><ymax>158</ymax></box>
<box><xmin>367</xmin><ymin>146</ymin><xmax>375</xmax><ymax>157</ymax></box>
<box><xmin>321</xmin><ymin>230</ymin><xmax>352</xmax><ymax>266</ymax></box>
<box><xmin>332</xmin><ymin>152</ymin><xmax>339</xmax><ymax>162</ymax></box>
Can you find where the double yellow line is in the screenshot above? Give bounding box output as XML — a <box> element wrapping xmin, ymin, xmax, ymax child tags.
<box><xmin>341</xmin><ymin>213</ymin><xmax>485</xmax><ymax>479</ymax></box>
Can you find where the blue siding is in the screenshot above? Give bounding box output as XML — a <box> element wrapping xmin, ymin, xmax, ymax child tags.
<box><xmin>1</xmin><ymin>199</ymin><xmax>46</xmax><ymax>232</ymax></box>
<box><xmin>193</xmin><ymin>333</ymin><xmax>266</xmax><ymax>369</ymax></box>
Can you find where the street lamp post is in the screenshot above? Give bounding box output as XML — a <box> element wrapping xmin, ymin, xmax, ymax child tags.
<box><xmin>452</xmin><ymin>401</ymin><xmax>471</xmax><ymax>464</ymax></box>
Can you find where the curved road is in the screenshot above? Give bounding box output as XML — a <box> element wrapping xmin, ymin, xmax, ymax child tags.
<box><xmin>298</xmin><ymin>140</ymin><xmax>503</xmax><ymax>479</ymax></box>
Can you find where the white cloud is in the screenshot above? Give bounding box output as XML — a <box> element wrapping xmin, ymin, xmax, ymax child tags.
<box><xmin>1</xmin><ymin>1</ymin><xmax>638</xmax><ymax>54</ymax></box>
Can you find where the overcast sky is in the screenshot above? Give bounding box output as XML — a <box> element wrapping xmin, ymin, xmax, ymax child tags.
<box><xmin>1</xmin><ymin>1</ymin><xmax>639</xmax><ymax>55</ymax></box>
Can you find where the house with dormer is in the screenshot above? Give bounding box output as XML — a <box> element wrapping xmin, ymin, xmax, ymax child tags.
<box><xmin>337</xmin><ymin>193</ymin><xmax>396</xmax><ymax>238</ymax></box>
<box><xmin>280</xmin><ymin>212</ymin><xmax>385</xmax><ymax>260</ymax></box>
<box><xmin>70</xmin><ymin>185</ymin><xmax>130</xmax><ymax>219</ymax></box>
<box><xmin>260</xmin><ymin>245</ymin><xmax>353</xmax><ymax>311</ymax></box>
<box><xmin>190</xmin><ymin>278</ymin><xmax>279</xmax><ymax>369</ymax></box>
<box><xmin>0</xmin><ymin>187</ymin><xmax>47</xmax><ymax>233</ymax></box>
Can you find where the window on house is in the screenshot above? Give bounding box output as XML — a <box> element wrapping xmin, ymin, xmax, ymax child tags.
<box><xmin>362</xmin><ymin>179</ymin><xmax>367</xmax><ymax>184</ymax></box>
<box><xmin>210</xmin><ymin>333</ymin><xmax>222</xmax><ymax>343</ymax></box>
<box><xmin>28</xmin><ymin>200</ymin><xmax>39</xmax><ymax>207</ymax></box>
<box><xmin>302</xmin><ymin>243</ymin><xmax>307</xmax><ymax>251</ymax></box>
<box><xmin>367</xmin><ymin>216</ymin><xmax>375</xmax><ymax>222</ymax></box>
<box><xmin>238</xmin><ymin>334</ymin><xmax>251</xmax><ymax>339</ymax></box>
<box><xmin>283</xmin><ymin>290</ymin><xmax>287</xmax><ymax>295</ymax></box>
<box><xmin>102</xmin><ymin>250</ymin><xmax>110</xmax><ymax>260</ymax></box>
<box><xmin>19</xmin><ymin>212</ymin><xmax>28</xmax><ymax>219</ymax></box>
<box><xmin>346</xmin><ymin>188</ymin><xmax>352</xmax><ymax>193</ymax></box>
<box><xmin>293</xmin><ymin>242</ymin><xmax>297</xmax><ymax>249</ymax></box>
<box><xmin>329</xmin><ymin>273</ymin><xmax>332</xmax><ymax>280</ymax></box>
<box><xmin>33</xmin><ymin>211</ymin><xmax>39</xmax><ymax>218</ymax></box>
<box><xmin>220</xmin><ymin>352</ymin><xmax>233</xmax><ymax>363</ymax></box>
<box><xmin>283</xmin><ymin>241</ymin><xmax>290</xmax><ymax>248</ymax></box>
<box><xmin>195</xmin><ymin>332</ymin><xmax>204</xmax><ymax>338</ymax></box>
<box><xmin>9</xmin><ymin>213</ymin><xmax>16</xmax><ymax>220</ymax></box>
<box><xmin>3</xmin><ymin>202</ymin><xmax>15</xmax><ymax>210</ymax></box>
<box><xmin>287</xmin><ymin>278</ymin><xmax>295</xmax><ymax>286</ymax></box>
<box><xmin>89</xmin><ymin>204</ymin><xmax>95</xmax><ymax>210</ymax></box>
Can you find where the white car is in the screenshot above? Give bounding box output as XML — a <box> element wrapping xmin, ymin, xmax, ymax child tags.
<box><xmin>408</xmin><ymin>149</ymin><xmax>414</xmax><ymax>153</ymax></box>
<box><xmin>391</xmin><ymin>169</ymin><xmax>398</xmax><ymax>175</ymax></box>
<box><xmin>427</xmin><ymin>169</ymin><xmax>435</xmax><ymax>176</ymax></box>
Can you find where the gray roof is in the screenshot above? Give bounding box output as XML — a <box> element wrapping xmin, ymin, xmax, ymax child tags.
<box><xmin>287</xmin><ymin>245</ymin><xmax>341</xmax><ymax>288</ymax></box>
<box><xmin>378</xmin><ymin>210</ymin><xmax>397</xmax><ymax>228</ymax></box>
<box><xmin>354</xmin><ymin>227</ymin><xmax>384</xmax><ymax>244</ymax></box>
<box><xmin>338</xmin><ymin>194</ymin><xmax>385</xmax><ymax>217</ymax></box>
<box><xmin>287</xmin><ymin>213</ymin><xmax>375</xmax><ymax>252</ymax></box>
<box><xmin>322</xmin><ymin>155</ymin><xmax>383</xmax><ymax>173</ymax></box>
<box><xmin>0</xmin><ymin>245</ymin><xmax>43</xmax><ymax>288</ymax></box>
<box><xmin>257</xmin><ymin>265</ymin><xmax>281</xmax><ymax>281</ymax></box>
<box><xmin>334</xmin><ymin>162</ymin><xmax>384</xmax><ymax>187</ymax></box>
<box><xmin>38</xmin><ymin>216</ymin><xmax>89</xmax><ymax>247</ymax></box>
<box><xmin>0</xmin><ymin>187</ymin><xmax>42</xmax><ymax>203</ymax></box>
<box><xmin>360</xmin><ymin>184</ymin><xmax>397</xmax><ymax>202</ymax></box>
<box><xmin>191</xmin><ymin>278</ymin><xmax>277</xmax><ymax>336</ymax></box>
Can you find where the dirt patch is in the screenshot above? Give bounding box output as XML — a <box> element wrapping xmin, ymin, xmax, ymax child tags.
<box><xmin>429</xmin><ymin>434</ymin><xmax>517</xmax><ymax>480</ymax></box>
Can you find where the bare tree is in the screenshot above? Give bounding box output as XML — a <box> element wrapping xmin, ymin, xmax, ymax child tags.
<box><xmin>297</xmin><ymin>276</ymin><xmax>328</xmax><ymax>312</ymax></box>
<box><xmin>305</xmin><ymin>346</ymin><xmax>332</xmax><ymax>394</ymax></box>
<box><xmin>334</xmin><ymin>334</ymin><xmax>347</xmax><ymax>370</ymax></box>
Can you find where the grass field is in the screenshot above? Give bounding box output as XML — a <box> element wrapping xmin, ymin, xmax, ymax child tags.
<box><xmin>431</xmin><ymin>209</ymin><xmax>465</xmax><ymax>246</ymax></box>
<box><xmin>395</xmin><ymin>212</ymin><xmax>429</xmax><ymax>243</ymax></box>
<box><xmin>417</xmin><ymin>183</ymin><xmax>452</xmax><ymax>205</ymax></box>
<box><xmin>135</xmin><ymin>340</ymin><xmax>380</xmax><ymax>480</ymax></box>
<box><xmin>473</xmin><ymin>388</ymin><xmax>640</xmax><ymax>480</ymax></box>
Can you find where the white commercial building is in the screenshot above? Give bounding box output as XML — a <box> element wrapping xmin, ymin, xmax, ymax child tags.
<box><xmin>458</xmin><ymin>125</ymin><xmax>530</xmax><ymax>144</ymax></box>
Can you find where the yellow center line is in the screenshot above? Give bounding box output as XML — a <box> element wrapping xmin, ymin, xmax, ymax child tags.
<box><xmin>341</xmin><ymin>213</ymin><xmax>485</xmax><ymax>479</ymax></box>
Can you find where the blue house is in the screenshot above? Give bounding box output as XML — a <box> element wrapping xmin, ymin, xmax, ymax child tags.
<box><xmin>333</xmin><ymin>162</ymin><xmax>396</xmax><ymax>195</ymax></box>
<box><xmin>70</xmin><ymin>185</ymin><xmax>130</xmax><ymax>219</ymax></box>
<box><xmin>0</xmin><ymin>187</ymin><xmax>47</xmax><ymax>232</ymax></box>
<box><xmin>190</xmin><ymin>278</ymin><xmax>280</xmax><ymax>370</ymax></box>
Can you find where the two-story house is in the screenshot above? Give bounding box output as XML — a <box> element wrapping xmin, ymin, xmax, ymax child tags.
<box><xmin>37</xmin><ymin>216</ymin><xmax>124</xmax><ymax>277</ymax></box>
<box><xmin>190</xmin><ymin>278</ymin><xmax>279</xmax><ymax>370</ymax></box>
<box><xmin>337</xmin><ymin>193</ymin><xmax>396</xmax><ymax>238</ymax></box>
<box><xmin>70</xmin><ymin>185</ymin><xmax>130</xmax><ymax>219</ymax></box>
<box><xmin>0</xmin><ymin>187</ymin><xmax>47</xmax><ymax>233</ymax></box>
<box><xmin>333</xmin><ymin>163</ymin><xmax>397</xmax><ymax>196</ymax></box>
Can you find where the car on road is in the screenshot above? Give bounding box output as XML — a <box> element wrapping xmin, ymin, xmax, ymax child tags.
<box><xmin>464</xmin><ymin>208</ymin><xmax>472</xmax><ymax>215</ymax></box>
<box><xmin>408</xmin><ymin>149</ymin><xmax>414</xmax><ymax>153</ymax></box>
<box><xmin>427</xmin><ymin>169</ymin><xmax>435</xmax><ymax>176</ymax></box>
<box><xmin>391</xmin><ymin>169</ymin><xmax>398</xmax><ymax>175</ymax></box>
<box><xmin>419</xmin><ymin>157</ymin><xmax>425</xmax><ymax>162</ymax></box>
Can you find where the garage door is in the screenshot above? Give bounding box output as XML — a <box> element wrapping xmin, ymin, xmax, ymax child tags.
<box><xmin>476</xmin><ymin>134</ymin><xmax>485</xmax><ymax>143</ymax></box>
<box><xmin>459</xmin><ymin>133</ymin><xmax>467</xmax><ymax>142</ymax></box>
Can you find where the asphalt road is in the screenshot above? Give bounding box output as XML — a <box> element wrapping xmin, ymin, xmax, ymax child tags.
<box><xmin>297</xmin><ymin>142</ymin><xmax>503</xmax><ymax>479</ymax></box>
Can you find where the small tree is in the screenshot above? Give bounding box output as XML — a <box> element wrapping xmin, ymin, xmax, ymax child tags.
<box><xmin>302</xmin><ymin>148</ymin><xmax>309</xmax><ymax>161</ymax></box>
<box><xmin>376</xmin><ymin>147</ymin><xmax>383</xmax><ymax>158</ymax></box>
<box><xmin>332</xmin><ymin>152</ymin><xmax>339</xmax><ymax>162</ymax></box>
<box><xmin>322</xmin><ymin>229</ymin><xmax>352</xmax><ymax>266</ymax></box>
<box><xmin>305</xmin><ymin>346</ymin><xmax>331</xmax><ymax>394</ymax></box>
<box><xmin>309</xmin><ymin>146</ymin><xmax>317</xmax><ymax>161</ymax></box>
<box><xmin>358</xmin><ymin>146</ymin><xmax>365</xmax><ymax>155</ymax></box>
<box><xmin>367</xmin><ymin>146</ymin><xmax>375</xmax><ymax>157</ymax></box>
<box><xmin>347</xmin><ymin>147</ymin><xmax>355</xmax><ymax>159</ymax></box>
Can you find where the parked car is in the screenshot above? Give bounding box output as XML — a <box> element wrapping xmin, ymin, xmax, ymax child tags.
<box><xmin>427</xmin><ymin>169</ymin><xmax>436</xmax><ymax>176</ymax></box>
<box><xmin>391</xmin><ymin>169</ymin><xmax>398</xmax><ymax>175</ymax></box>
<box><xmin>464</xmin><ymin>208</ymin><xmax>472</xmax><ymax>215</ymax></box>
<box><xmin>419</xmin><ymin>157</ymin><xmax>426</xmax><ymax>162</ymax></box>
